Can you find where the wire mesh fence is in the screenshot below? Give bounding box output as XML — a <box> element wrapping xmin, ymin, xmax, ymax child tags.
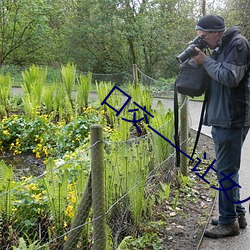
<box><xmin>0</xmin><ymin>65</ymin><xmax>191</xmax><ymax>249</ymax></box>
<box><xmin>0</xmin><ymin>112</ymin><xmax>187</xmax><ymax>249</ymax></box>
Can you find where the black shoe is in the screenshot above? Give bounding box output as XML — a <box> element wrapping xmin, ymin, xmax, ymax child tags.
<box><xmin>211</xmin><ymin>214</ymin><xmax>247</xmax><ymax>229</ymax></box>
<box><xmin>204</xmin><ymin>222</ymin><xmax>240</xmax><ymax>238</ymax></box>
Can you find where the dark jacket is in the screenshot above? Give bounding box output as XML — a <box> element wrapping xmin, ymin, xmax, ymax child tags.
<box><xmin>203</xmin><ymin>26</ymin><xmax>250</xmax><ymax>128</ymax></box>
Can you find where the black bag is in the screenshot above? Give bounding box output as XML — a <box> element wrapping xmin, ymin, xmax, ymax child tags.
<box><xmin>175</xmin><ymin>58</ymin><xmax>209</xmax><ymax>97</ymax></box>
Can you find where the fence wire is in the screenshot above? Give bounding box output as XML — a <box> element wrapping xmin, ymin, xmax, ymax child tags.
<box><xmin>0</xmin><ymin>67</ymin><xmax>191</xmax><ymax>249</ymax></box>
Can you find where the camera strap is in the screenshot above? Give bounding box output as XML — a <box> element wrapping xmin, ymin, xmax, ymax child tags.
<box><xmin>189</xmin><ymin>91</ymin><xmax>208</xmax><ymax>160</ymax></box>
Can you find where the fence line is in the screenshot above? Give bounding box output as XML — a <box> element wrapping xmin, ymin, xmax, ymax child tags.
<box><xmin>0</xmin><ymin>65</ymin><xmax>191</xmax><ymax>249</ymax></box>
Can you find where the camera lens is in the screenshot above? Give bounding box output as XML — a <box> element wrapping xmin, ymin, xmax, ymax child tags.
<box><xmin>176</xmin><ymin>36</ymin><xmax>207</xmax><ymax>63</ymax></box>
<box><xmin>176</xmin><ymin>45</ymin><xmax>198</xmax><ymax>63</ymax></box>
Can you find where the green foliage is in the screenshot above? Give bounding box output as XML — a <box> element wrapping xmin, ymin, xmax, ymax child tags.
<box><xmin>0</xmin><ymin>73</ymin><xmax>12</xmax><ymax>116</ymax></box>
<box><xmin>149</xmin><ymin>100</ymin><xmax>175</xmax><ymax>163</ymax></box>
<box><xmin>158</xmin><ymin>182</ymin><xmax>171</xmax><ymax>203</ymax></box>
<box><xmin>43</xmin><ymin>159</ymin><xmax>68</xmax><ymax>230</ymax></box>
<box><xmin>129</xmin><ymin>83</ymin><xmax>153</xmax><ymax>120</ymax></box>
<box><xmin>61</xmin><ymin>63</ymin><xmax>76</xmax><ymax>101</ymax></box>
<box><xmin>0</xmin><ymin>149</ymin><xmax>91</xmax><ymax>248</ymax></box>
<box><xmin>0</xmin><ymin>0</ymin><xmax>227</xmax><ymax>77</ymax></box>
<box><xmin>0</xmin><ymin>0</ymin><xmax>52</xmax><ymax>65</ymax></box>
<box><xmin>0</xmin><ymin>161</ymin><xmax>14</xmax><ymax>222</ymax></box>
<box><xmin>76</xmin><ymin>72</ymin><xmax>92</xmax><ymax>110</ymax></box>
<box><xmin>43</xmin><ymin>85</ymin><xmax>56</xmax><ymax>113</ymax></box>
<box><xmin>12</xmin><ymin>176</ymin><xmax>48</xmax><ymax>240</ymax></box>
<box><xmin>96</xmin><ymin>81</ymin><xmax>123</xmax><ymax>128</ymax></box>
<box><xmin>178</xmin><ymin>172</ymin><xmax>191</xmax><ymax>189</ymax></box>
<box><xmin>21</xmin><ymin>65</ymin><xmax>47</xmax><ymax>118</ymax></box>
<box><xmin>117</xmin><ymin>233</ymin><xmax>163</xmax><ymax>250</ymax></box>
<box><xmin>0</xmin><ymin>78</ymin><xmax>178</xmax><ymax>247</ymax></box>
<box><xmin>0</xmin><ymin>110</ymin><xmax>101</xmax><ymax>157</ymax></box>
<box><xmin>13</xmin><ymin>235</ymin><xmax>47</xmax><ymax>250</ymax></box>
<box><xmin>172</xmin><ymin>190</ymin><xmax>180</xmax><ymax>210</ymax></box>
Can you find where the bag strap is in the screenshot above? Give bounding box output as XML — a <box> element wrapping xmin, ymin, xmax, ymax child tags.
<box><xmin>174</xmin><ymin>80</ymin><xmax>208</xmax><ymax>167</ymax></box>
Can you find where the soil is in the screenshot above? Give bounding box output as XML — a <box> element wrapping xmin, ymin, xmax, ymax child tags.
<box><xmin>158</xmin><ymin>130</ymin><xmax>217</xmax><ymax>250</ymax></box>
<box><xmin>0</xmin><ymin>152</ymin><xmax>45</xmax><ymax>180</ymax></box>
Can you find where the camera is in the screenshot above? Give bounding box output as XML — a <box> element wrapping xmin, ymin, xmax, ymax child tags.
<box><xmin>176</xmin><ymin>36</ymin><xmax>208</xmax><ymax>64</ymax></box>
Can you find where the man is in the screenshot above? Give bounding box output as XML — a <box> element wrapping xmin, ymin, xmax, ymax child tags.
<box><xmin>192</xmin><ymin>15</ymin><xmax>250</xmax><ymax>238</ymax></box>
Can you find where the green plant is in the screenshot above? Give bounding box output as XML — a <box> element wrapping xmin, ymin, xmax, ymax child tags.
<box><xmin>76</xmin><ymin>72</ymin><xmax>92</xmax><ymax>110</ymax></box>
<box><xmin>178</xmin><ymin>173</ymin><xmax>190</xmax><ymax>189</ymax></box>
<box><xmin>159</xmin><ymin>182</ymin><xmax>171</xmax><ymax>203</ymax></box>
<box><xmin>128</xmin><ymin>83</ymin><xmax>153</xmax><ymax>121</ymax></box>
<box><xmin>0</xmin><ymin>108</ymin><xmax>103</xmax><ymax>158</ymax></box>
<box><xmin>12</xmin><ymin>176</ymin><xmax>49</xmax><ymax>241</ymax></box>
<box><xmin>0</xmin><ymin>73</ymin><xmax>12</xmax><ymax>116</ymax></box>
<box><xmin>13</xmin><ymin>233</ymin><xmax>49</xmax><ymax>250</ymax></box>
<box><xmin>96</xmin><ymin>81</ymin><xmax>122</xmax><ymax>127</ymax></box>
<box><xmin>21</xmin><ymin>65</ymin><xmax>47</xmax><ymax>118</ymax></box>
<box><xmin>148</xmin><ymin>100</ymin><xmax>174</xmax><ymax>164</ymax></box>
<box><xmin>117</xmin><ymin>233</ymin><xmax>163</xmax><ymax>250</ymax></box>
<box><xmin>172</xmin><ymin>190</ymin><xmax>180</xmax><ymax>210</ymax></box>
<box><xmin>60</xmin><ymin>62</ymin><xmax>76</xmax><ymax>102</ymax></box>
<box><xmin>0</xmin><ymin>161</ymin><xmax>15</xmax><ymax>222</ymax></box>
<box><xmin>43</xmin><ymin>84</ymin><xmax>56</xmax><ymax>114</ymax></box>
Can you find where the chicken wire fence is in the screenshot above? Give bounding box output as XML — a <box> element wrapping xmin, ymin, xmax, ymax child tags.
<box><xmin>0</xmin><ymin>66</ymin><xmax>190</xmax><ymax>249</ymax></box>
<box><xmin>0</xmin><ymin>64</ymin><xmax>175</xmax><ymax>97</ymax></box>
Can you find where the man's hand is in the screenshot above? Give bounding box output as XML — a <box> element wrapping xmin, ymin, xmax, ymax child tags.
<box><xmin>192</xmin><ymin>47</ymin><xmax>207</xmax><ymax>64</ymax></box>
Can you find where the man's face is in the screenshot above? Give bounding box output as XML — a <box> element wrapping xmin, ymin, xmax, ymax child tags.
<box><xmin>196</xmin><ymin>30</ymin><xmax>222</xmax><ymax>49</ymax></box>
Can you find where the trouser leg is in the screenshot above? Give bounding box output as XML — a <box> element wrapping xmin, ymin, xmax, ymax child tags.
<box><xmin>211</xmin><ymin>126</ymin><xmax>249</xmax><ymax>224</ymax></box>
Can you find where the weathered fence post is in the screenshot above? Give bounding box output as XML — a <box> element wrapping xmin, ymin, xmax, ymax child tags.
<box><xmin>133</xmin><ymin>64</ymin><xmax>138</xmax><ymax>85</ymax></box>
<box><xmin>180</xmin><ymin>94</ymin><xmax>189</xmax><ymax>176</ymax></box>
<box><xmin>63</xmin><ymin>175</ymin><xmax>92</xmax><ymax>250</ymax></box>
<box><xmin>91</xmin><ymin>124</ymin><xmax>106</xmax><ymax>250</ymax></box>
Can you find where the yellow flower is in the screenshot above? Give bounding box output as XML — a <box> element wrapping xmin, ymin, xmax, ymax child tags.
<box><xmin>3</xmin><ymin>130</ymin><xmax>9</xmax><ymax>135</ymax></box>
<box><xmin>71</xmin><ymin>195</ymin><xmax>76</xmax><ymax>204</ymax></box>
<box><xmin>26</xmin><ymin>183</ymin><xmax>37</xmax><ymax>191</ymax></box>
<box><xmin>12</xmin><ymin>207</ymin><xmax>17</xmax><ymax>212</ymax></box>
<box><xmin>36</xmin><ymin>152</ymin><xmax>41</xmax><ymax>159</ymax></box>
<box><xmin>32</xmin><ymin>193</ymin><xmax>42</xmax><ymax>201</ymax></box>
<box><xmin>65</xmin><ymin>205</ymin><xmax>74</xmax><ymax>218</ymax></box>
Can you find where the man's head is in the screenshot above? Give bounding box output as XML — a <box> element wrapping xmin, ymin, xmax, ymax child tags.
<box><xmin>195</xmin><ymin>15</ymin><xmax>225</xmax><ymax>49</ymax></box>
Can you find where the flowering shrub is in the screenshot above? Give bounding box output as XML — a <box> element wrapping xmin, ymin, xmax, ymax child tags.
<box><xmin>0</xmin><ymin>105</ymin><xmax>104</xmax><ymax>158</ymax></box>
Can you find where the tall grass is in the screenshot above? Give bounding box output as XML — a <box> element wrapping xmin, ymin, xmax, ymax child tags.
<box><xmin>61</xmin><ymin>63</ymin><xmax>76</xmax><ymax>102</ymax></box>
<box><xmin>0</xmin><ymin>161</ymin><xmax>14</xmax><ymax>223</ymax></box>
<box><xmin>100</xmin><ymin>82</ymin><xmax>175</xmax><ymax>241</ymax></box>
<box><xmin>0</xmin><ymin>73</ymin><xmax>12</xmax><ymax>116</ymax></box>
<box><xmin>149</xmin><ymin>100</ymin><xmax>175</xmax><ymax>164</ymax></box>
<box><xmin>76</xmin><ymin>72</ymin><xmax>92</xmax><ymax>112</ymax></box>
<box><xmin>21</xmin><ymin>65</ymin><xmax>47</xmax><ymax>118</ymax></box>
<box><xmin>96</xmin><ymin>81</ymin><xmax>123</xmax><ymax>128</ymax></box>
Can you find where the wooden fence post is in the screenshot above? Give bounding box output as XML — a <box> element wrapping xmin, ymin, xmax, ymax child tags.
<box><xmin>63</xmin><ymin>175</ymin><xmax>92</xmax><ymax>250</ymax></box>
<box><xmin>91</xmin><ymin>124</ymin><xmax>106</xmax><ymax>250</ymax></box>
<box><xmin>180</xmin><ymin>94</ymin><xmax>189</xmax><ymax>176</ymax></box>
<box><xmin>133</xmin><ymin>64</ymin><xmax>138</xmax><ymax>85</ymax></box>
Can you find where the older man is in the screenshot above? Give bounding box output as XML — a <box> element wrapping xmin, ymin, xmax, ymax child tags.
<box><xmin>192</xmin><ymin>15</ymin><xmax>250</xmax><ymax>238</ymax></box>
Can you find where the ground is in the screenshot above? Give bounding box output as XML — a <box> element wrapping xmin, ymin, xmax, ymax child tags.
<box><xmin>156</xmin><ymin>130</ymin><xmax>217</xmax><ymax>250</ymax></box>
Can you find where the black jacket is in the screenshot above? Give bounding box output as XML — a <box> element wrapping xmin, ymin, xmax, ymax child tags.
<box><xmin>203</xmin><ymin>26</ymin><xmax>250</xmax><ymax>128</ymax></box>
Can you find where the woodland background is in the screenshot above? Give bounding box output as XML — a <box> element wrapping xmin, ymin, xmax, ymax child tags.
<box><xmin>0</xmin><ymin>0</ymin><xmax>249</xmax><ymax>81</ymax></box>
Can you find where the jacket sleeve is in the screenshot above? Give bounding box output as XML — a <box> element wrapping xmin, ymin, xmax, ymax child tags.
<box><xmin>203</xmin><ymin>37</ymin><xmax>250</xmax><ymax>87</ymax></box>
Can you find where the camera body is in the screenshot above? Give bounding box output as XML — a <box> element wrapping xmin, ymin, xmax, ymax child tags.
<box><xmin>176</xmin><ymin>36</ymin><xmax>208</xmax><ymax>63</ymax></box>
